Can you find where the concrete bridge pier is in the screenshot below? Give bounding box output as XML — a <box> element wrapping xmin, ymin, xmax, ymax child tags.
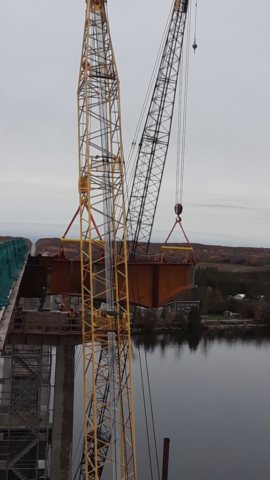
<box><xmin>51</xmin><ymin>345</ymin><xmax>75</xmax><ymax>480</ymax></box>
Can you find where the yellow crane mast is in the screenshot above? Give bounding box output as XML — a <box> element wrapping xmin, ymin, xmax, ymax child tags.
<box><xmin>77</xmin><ymin>0</ymin><xmax>137</xmax><ymax>479</ymax></box>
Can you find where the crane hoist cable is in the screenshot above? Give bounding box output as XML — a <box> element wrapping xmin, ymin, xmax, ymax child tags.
<box><xmin>125</xmin><ymin>2</ymin><xmax>174</xmax><ymax>177</ymax></box>
<box><xmin>131</xmin><ymin>277</ymin><xmax>161</xmax><ymax>480</ymax></box>
<box><xmin>144</xmin><ymin>346</ymin><xmax>161</xmax><ymax>480</ymax></box>
<box><xmin>138</xmin><ymin>345</ymin><xmax>154</xmax><ymax>480</ymax></box>
<box><xmin>175</xmin><ymin>0</ymin><xmax>192</xmax><ymax>207</ymax></box>
<box><xmin>193</xmin><ymin>0</ymin><xmax>198</xmax><ymax>53</ymax></box>
<box><xmin>162</xmin><ymin>0</ymin><xmax>193</xmax><ymax>258</ymax></box>
<box><xmin>124</xmin><ymin>2</ymin><xmax>174</xmax><ymax>226</ymax></box>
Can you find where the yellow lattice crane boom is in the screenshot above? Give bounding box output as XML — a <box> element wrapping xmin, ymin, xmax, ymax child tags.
<box><xmin>77</xmin><ymin>0</ymin><xmax>137</xmax><ymax>478</ymax></box>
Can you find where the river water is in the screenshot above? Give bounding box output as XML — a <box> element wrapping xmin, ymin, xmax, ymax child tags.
<box><xmin>73</xmin><ymin>330</ymin><xmax>270</xmax><ymax>480</ymax></box>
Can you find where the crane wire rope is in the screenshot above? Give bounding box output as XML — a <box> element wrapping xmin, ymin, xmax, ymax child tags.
<box><xmin>74</xmin><ymin>345</ymin><xmax>83</xmax><ymax>376</ymax></box>
<box><xmin>126</xmin><ymin>1</ymin><xmax>173</xmax><ymax>172</ymax></box>
<box><xmin>72</xmin><ymin>346</ymin><xmax>85</xmax><ymax>476</ymax></box>
<box><xmin>118</xmin><ymin>324</ymin><xmax>130</xmax><ymax>480</ymax></box>
<box><xmin>138</xmin><ymin>344</ymin><xmax>154</xmax><ymax>480</ymax></box>
<box><xmin>124</xmin><ymin>0</ymin><xmax>175</xmax><ymax>210</ymax></box>
<box><xmin>175</xmin><ymin>0</ymin><xmax>192</xmax><ymax>206</ymax></box>
<box><xmin>134</xmin><ymin>279</ymin><xmax>161</xmax><ymax>480</ymax></box>
<box><xmin>175</xmin><ymin>54</ymin><xmax>184</xmax><ymax>206</ymax></box>
<box><xmin>194</xmin><ymin>0</ymin><xmax>198</xmax><ymax>46</ymax></box>
<box><xmin>72</xmin><ymin>426</ymin><xmax>84</xmax><ymax>473</ymax></box>
<box><xmin>144</xmin><ymin>347</ymin><xmax>161</xmax><ymax>480</ymax></box>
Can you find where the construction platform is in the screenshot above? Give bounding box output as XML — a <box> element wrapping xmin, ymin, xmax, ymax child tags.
<box><xmin>7</xmin><ymin>311</ymin><xmax>82</xmax><ymax>347</ymax></box>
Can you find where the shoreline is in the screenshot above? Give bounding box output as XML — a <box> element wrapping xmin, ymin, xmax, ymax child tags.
<box><xmin>132</xmin><ymin>320</ymin><xmax>269</xmax><ymax>334</ymax></box>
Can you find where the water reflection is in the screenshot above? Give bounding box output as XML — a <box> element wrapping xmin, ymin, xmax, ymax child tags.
<box><xmin>131</xmin><ymin>329</ymin><xmax>270</xmax><ymax>480</ymax></box>
<box><xmin>72</xmin><ymin>329</ymin><xmax>270</xmax><ymax>480</ymax></box>
<box><xmin>133</xmin><ymin>328</ymin><xmax>270</xmax><ymax>353</ymax></box>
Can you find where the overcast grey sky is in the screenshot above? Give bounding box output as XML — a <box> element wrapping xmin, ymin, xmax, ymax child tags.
<box><xmin>1</xmin><ymin>0</ymin><xmax>270</xmax><ymax>247</ymax></box>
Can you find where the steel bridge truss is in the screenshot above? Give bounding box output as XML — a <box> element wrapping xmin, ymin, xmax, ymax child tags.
<box><xmin>77</xmin><ymin>1</ymin><xmax>136</xmax><ymax>479</ymax></box>
<box><xmin>126</xmin><ymin>0</ymin><xmax>190</xmax><ymax>259</ymax></box>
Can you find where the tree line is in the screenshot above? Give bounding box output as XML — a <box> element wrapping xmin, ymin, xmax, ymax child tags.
<box><xmin>180</xmin><ymin>267</ymin><xmax>270</xmax><ymax>323</ymax></box>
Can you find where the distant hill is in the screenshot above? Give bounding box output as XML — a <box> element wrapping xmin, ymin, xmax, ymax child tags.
<box><xmin>36</xmin><ymin>238</ymin><xmax>80</xmax><ymax>259</ymax></box>
<box><xmin>35</xmin><ymin>238</ymin><xmax>270</xmax><ymax>267</ymax></box>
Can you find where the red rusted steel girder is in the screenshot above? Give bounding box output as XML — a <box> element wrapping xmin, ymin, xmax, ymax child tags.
<box><xmin>19</xmin><ymin>257</ymin><xmax>195</xmax><ymax>309</ymax></box>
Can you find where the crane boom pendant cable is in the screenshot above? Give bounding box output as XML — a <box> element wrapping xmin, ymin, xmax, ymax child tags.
<box><xmin>193</xmin><ymin>0</ymin><xmax>198</xmax><ymax>53</ymax></box>
<box><xmin>175</xmin><ymin>0</ymin><xmax>191</xmax><ymax>207</ymax></box>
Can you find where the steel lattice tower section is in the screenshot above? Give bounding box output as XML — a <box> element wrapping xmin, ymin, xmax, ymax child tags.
<box><xmin>126</xmin><ymin>0</ymin><xmax>189</xmax><ymax>259</ymax></box>
<box><xmin>2</xmin><ymin>346</ymin><xmax>52</xmax><ymax>480</ymax></box>
<box><xmin>77</xmin><ymin>1</ymin><xmax>136</xmax><ymax>479</ymax></box>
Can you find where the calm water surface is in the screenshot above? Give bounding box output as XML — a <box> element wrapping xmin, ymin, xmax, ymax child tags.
<box><xmin>73</xmin><ymin>331</ymin><xmax>270</xmax><ymax>480</ymax></box>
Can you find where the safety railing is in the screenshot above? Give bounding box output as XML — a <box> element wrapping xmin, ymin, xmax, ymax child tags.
<box><xmin>9</xmin><ymin>314</ymin><xmax>82</xmax><ymax>336</ymax></box>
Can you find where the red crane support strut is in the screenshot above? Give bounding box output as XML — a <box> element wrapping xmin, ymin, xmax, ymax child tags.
<box><xmin>63</xmin><ymin>202</ymin><xmax>101</xmax><ymax>240</ymax></box>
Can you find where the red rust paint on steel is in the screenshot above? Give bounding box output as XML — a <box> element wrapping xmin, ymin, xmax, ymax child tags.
<box><xmin>48</xmin><ymin>260</ymin><xmax>194</xmax><ymax>308</ymax></box>
<box><xmin>125</xmin><ymin>262</ymin><xmax>193</xmax><ymax>308</ymax></box>
<box><xmin>63</xmin><ymin>202</ymin><xmax>101</xmax><ymax>239</ymax></box>
<box><xmin>164</xmin><ymin>219</ymin><xmax>191</xmax><ymax>246</ymax></box>
<box><xmin>19</xmin><ymin>257</ymin><xmax>194</xmax><ymax>308</ymax></box>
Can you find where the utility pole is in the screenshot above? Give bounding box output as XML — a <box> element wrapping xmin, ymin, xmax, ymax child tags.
<box><xmin>162</xmin><ymin>437</ymin><xmax>171</xmax><ymax>480</ymax></box>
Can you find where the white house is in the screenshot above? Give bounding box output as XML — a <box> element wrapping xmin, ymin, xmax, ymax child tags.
<box><xmin>234</xmin><ymin>294</ymin><xmax>245</xmax><ymax>300</ymax></box>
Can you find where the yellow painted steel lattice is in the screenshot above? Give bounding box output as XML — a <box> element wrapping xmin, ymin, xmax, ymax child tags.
<box><xmin>77</xmin><ymin>1</ymin><xmax>137</xmax><ymax>479</ymax></box>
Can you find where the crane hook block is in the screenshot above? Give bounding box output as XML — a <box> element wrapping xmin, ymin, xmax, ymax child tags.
<box><xmin>192</xmin><ymin>41</ymin><xmax>198</xmax><ymax>53</ymax></box>
<box><xmin>174</xmin><ymin>203</ymin><xmax>183</xmax><ymax>216</ymax></box>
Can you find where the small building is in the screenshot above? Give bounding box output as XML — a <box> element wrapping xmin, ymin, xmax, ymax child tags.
<box><xmin>234</xmin><ymin>294</ymin><xmax>245</xmax><ymax>300</ymax></box>
<box><xmin>165</xmin><ymin>300</ymin><xmax>200</xmax><ymax>315</ymax></box>
<box><xmin>224</xmin><ymin>311</ymin><xmax>240</xmax><ymax>318</ymax></box>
